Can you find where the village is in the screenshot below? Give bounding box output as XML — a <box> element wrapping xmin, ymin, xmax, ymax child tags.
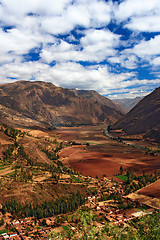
<box><xmin>0</xmin><ymin>175</ymin><xmax>156</xmax><ymax>240</ymax></box>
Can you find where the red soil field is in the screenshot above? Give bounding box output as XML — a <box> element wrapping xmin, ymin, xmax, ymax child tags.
<box><xmin>58</xmin><ymin>126</ymin><xmax>160</xmax><ymax>179</ymax></box>
<box><xmin>138</xmin><ymin>179</ymin><xmax>160</xmax><ymax>199</ymax></box>
<box><xmin>60</xmin><ymin>147</ymin><xmax>121</xmax><ymax>178</ymax></box>
<box><xmin>70</xmin><ymin>157</ymin><xmax>121</xmax><ymax>178</ymax></box>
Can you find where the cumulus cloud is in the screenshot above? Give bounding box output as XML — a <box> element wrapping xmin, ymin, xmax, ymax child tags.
<box><xmin>0</xmin><ymin>28</ymin><xmax>39</xmax><ymax>54</ymax></box>
<box><xmin>0</xmin><ymin>60</ymin><xmax>135</xmax><ymax>94</ymax></box>
<box><xmin>132</xmin><ymin>36</ymin><xmax>160</xmax><ymax>57</ymax></box>
<box><xmin>125</xmin><ymin>15</ymin><xmax>160</xmax><ymax>32</ymax></box>
<box><xmin>41</xmin><ymin>29</ymin><xmax>120</xmax><ymax>64</ymax></box>
<box><xmin>115</xmin><ymin>0</ymin><xmax>160</xmax><ymax>21</ymax></box>
<box><xmin>81</xmin><ymin>29</ymin><xmax>119</xmax><ymax>49</ymax></box>
<box><xmin>108</xmin><ymin>54</ymin><xmax>138</xmax><ymax>70</ymax></box>
<box><xmin>115</xmin><ymin>0</ymin><xmax>160</xmax><ymax>32</ymax></box>
<box><xmin>123</xmin><ymin>35</ymin><xmax>160</xmax><ymax>64</ymax></box>
<box><xmin>152</xmin><ymin>57</ymin><xmax>160</xmax><ymax>65</ymax></box>
<box><xmin>0</xmin><ymin>0</ymin><xmax>159</xmax><ymax>98</ymax></box>
<box><xmin>107</xmin><ymin>78</ymin><xmax>160</xmax><ymax>99</ymax></box>
<box><xmin>0</xmin><ymin>0</ymin><xmax>111</xmax><ymax>34</ymax></box>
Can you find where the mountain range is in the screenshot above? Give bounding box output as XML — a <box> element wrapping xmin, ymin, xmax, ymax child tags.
<box><xmin>0</xmin><ymin>80</ymin><xmax>159</xmax><ymax>143</ymax></box>
<box><xmin>0</xmin><ymin>81</ymin><xmax>123</xmax><ymax>128</ymax></box>
<box><xmin>113</xmin><ymin>97</ymin><xmax>143</xmax><ymax>112</ymax></box>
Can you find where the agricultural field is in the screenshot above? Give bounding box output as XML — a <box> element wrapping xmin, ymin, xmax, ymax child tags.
<box><xmin>0</xmin><ymin>124</ymin><xmax>160</xmax><ymax>240</ymax></box>
<box><xmin>138</xmin><ymin>179</ymin><xmax>160</xmax><ymax>199</ymax></box>
<box><xmin>58</xmin><ymin>125</ymin><xmax>160</xmax><ymax>179</ymax></box>
<box><xmin>115</xmin><ymin>175</ymin><xmax>128</xmax><ymax>181</ymax></box>
<box><xmin>0</xmin><ymin>124</ymin><xmax>87</xmax><ymax>205</ymax></box>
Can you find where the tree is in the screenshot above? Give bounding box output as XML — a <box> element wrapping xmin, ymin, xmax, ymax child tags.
<box><xmin>41</xmin><ymin>219</ymin><xmax>47</xmax><ymax>226</ymax></box>
<box><xmin>0</xmin><ymin>218</ymin><xmax>4</xmax><ymax>226</ymax></box>
<box><xmin>120</xmin><ymin>166</ymin><xmax>123</xmax><ymax>175</ymax></box>
<box><xmin>107</xmin><ymin>125</ymin><xmax>111</xmax><ymax>134</ymax></box>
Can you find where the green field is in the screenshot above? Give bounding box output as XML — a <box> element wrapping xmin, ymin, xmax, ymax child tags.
<box><xmin>115</xmin><ymin>175</ymin><xmax>128</xmax><ymax>181</ymax></box>
<box><xmin>62</xmin><ymin>225</ymin><xmax>70</xmax><ymax>231</ymax></box>
<box><xmin>0</xmin><ymin>166</ymin><xmax>8</xmax><ymax>170</ymax></box>
<box><xmin>71</xmin><ymin>175</ymin><xmax>82</xmax><ymax>183</ymax></box>
<box><xmin>0</xmin><ymin>229</ymin><xmax>7</xmax><ymax>234</ymax></box>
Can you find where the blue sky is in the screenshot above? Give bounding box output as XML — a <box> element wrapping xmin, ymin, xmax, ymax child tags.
<box><xmin>0</xmin><ymin>0</ymin><xmax>160</xmax><ymax>99</ymax></box>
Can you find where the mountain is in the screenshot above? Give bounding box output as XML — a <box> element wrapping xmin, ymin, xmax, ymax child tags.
<box><xmin>0</xmin><ymin>80</ymin><xmax>123</xmax><ymax>128</ymax></box>
<box><xmin>112</xmin><ymin>87</ymin><xmax>160</xmax><ymax>142</ymax></box>
<box><xmin>71</xmin><ymin>89</ymin><xmax>125</xmax><ymax>113</ymax></box>
<box><xmin>113</xmin><ymin>97</ymin><xmax>143</xmax><ymax>112</ymax></box>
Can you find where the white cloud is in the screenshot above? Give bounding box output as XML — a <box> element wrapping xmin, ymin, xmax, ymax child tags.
<box><xmin>115</xmin><ymin>0</ymin><xmax>160</xmax><ymax>21</ymax></box>
<box><xmin>108</xmin><ymin>54</ymin><xmax>138</xmax><ymax>69</ymax></box>
<box><xmin>0</xmin><ymin>0</ymin><xmax>111</xmax><ymax>35</ymax></box>
<box><xmin>108</xmin><ymin>90</ymin><xmax>149</xmax><ymax>100</ymax></box>
<box><xmin>125</xmin><ymin>15</ymin><xmax>160</xmax><ymax>32</ymax></box>
<box><xmin>152</xmin><ymin>57</ymin><xmax>160</xmax><ymax>65</ymax></box>
<box><xmin>0</xmin><ymin>58</ymin><xmax>158</xmax><ymax>98</ymax></box>
<box><xmin>107</xmin><ymin>79</ymin><xmax>160</xmax><ymax>99</ymax></box>
<box><xmin>0</xmin><ymin>28</ymin><xmax>39</xmax><ymax>54</ymax></box>
<box><xmin>79</xmin><ymin>28</ymin><xmax>119</xmax><ymax>61</ymax></box>
<box><xmin>0</xmin><ymin>60</ymin><xmax>134</xmax><ymax>94</ymax></box>
<box><xmin>0</xmin><ymin>0</ymin><xmax>159</xmax><ymax>98</ymax></box>
<box><xmin>81</xmin><ymin>29</ymin><xmax>119</xmax><ymax>48</ymax></box>
<box><xmin>115</xmin><ymin>0</ymin><xmax>160</xmax><ymax>32</ymax></box>
<box><xmin>41</xmin><ymin>1</ymin><xmax>111</xmax><ymax>35</ymax></box>
<box><xmin>41</xmin><ymin>29</ymin><xmax>120</xmax><ymax>63</ymax></box>
<box><xmin>0</xmin><ymin>0</ymin><xmax>113</xmax><ymax>62</ymax></box>
<box><xmin>41</xmin><ymin>40</ymin><xmax>80</xmax><ymax>63</ymax></box>
<box><xmin>39</xmin><ymin>61</ymin><xmax>134</xmax><ymax>93</ymax></box>
<box><xmin>125</xmin><ymin>35</ymin><xmax>160</xmax><ymax>58</ymax></box>
<box><xmin>1</xmin><ymin>0</ymin><xmax>71</xmax><ymax>19</ymax></box>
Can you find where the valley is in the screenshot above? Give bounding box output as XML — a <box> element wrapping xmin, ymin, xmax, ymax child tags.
<box><xmin>0</xmin><ymin>82</ymin><xmax>159</xmax><ymax>240</ymax></box>
<box><xmin>0</xmin><ymin>0</ymin><xmax>160</xmax><ymax>237</ymax></box>
<box><xmin>58</xmin><ymin>125</ymin><xmax>160</xmax><ymax>178</ymax></box>
<box><xmin>0</xmin><ymin>123</ymin><xmax>159</xmax><ymax>239</ymax></box>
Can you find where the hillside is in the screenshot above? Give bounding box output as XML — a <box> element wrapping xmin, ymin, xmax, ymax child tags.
<box><xmin>112</xmin><ymin>87</ymin><xmax>160</xmax><ymax>142</ymax></box>
<box><xmin>0</xmin><ymin>121</ymin><xmax>160</xmax><ymax>239</ymax></box>
<box><xmin>0</xmin><ymin>81</ymin><xmax>123</xmax><ymax>128</ymax></box>
<box><xmin>72</xmin><ymin>89</ymin><xmax>125</xmax><ymax>113</ymax></box>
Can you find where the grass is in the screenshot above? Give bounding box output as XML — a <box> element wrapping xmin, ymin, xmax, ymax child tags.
<box><xmin>0</xmin><ymin>166</ymin><xmax>8</xmax><ymax>170</ymax></box>
<box><xmin>7</xmin><ymin>172</ymin><xmax>15</xmax><ymax>177</ymax></box>
<box><xmin>62</xmin><ymin>225</ymin><xmax>70</xmax><ymax>231</ymax></box>
<box><xmin>26</xmin><ymin>226</ymin><xmax>30</xmax><ymax>231</ymax></box>
<box><xmin>36</xmin><ymin>226</ymin><xmax>43</xmax><ymax>230</ymax></box>
<box><xmin>71</xmin><ymin>175</ymin><xmax>82</xmax><ymax>183</ymax></box>
<box><xmin>0</xmin><ymin>229</ymin><xmax>7</xmax><ymax>234</ymax></box>
<box><xmin>115</xmin><ymin>175</ymin><xmax>128</xmax><ymax>181</ymax></box>
<box><xmin>139</xmin><ymin>205</ymin><xmax>150</xmax><ymax>211</ymax></box>
<box><xmin>0</xmin><ymin>164</ymin><xmax>10</xmax><ymax>170</ymax></box>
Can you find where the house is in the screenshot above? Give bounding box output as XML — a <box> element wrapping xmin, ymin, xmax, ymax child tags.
<box><xmin>20</xmin><ymin>236</ymin><xmax>28</xmax><ymax>240</ymax></box>
<box><xmin>132</xmin><ymin>211</ymin><xmax>145</xmax><ymax>218</ymax></box>
<box><xmin>9</xmin><ymin>235</ymin><xmax>21</xmax><ymax>240</ymax></box>
<box><xmin>1</xmin><ymin>233</ymin><xmax>10</xmax><ymax>239</ymax></box>
<box><xmin>146</xmin><ymin>208</ymin><xmax>154</xmax><ymax>214</ymax></box>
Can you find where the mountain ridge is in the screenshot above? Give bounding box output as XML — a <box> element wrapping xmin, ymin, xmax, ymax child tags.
<box><xmin>112</xmin><ymin>87</ymin><xmax>160</xmax><ymax>142</ymax></box>
<box><xmin>0</xmin><ymin>80</ymin><xmax>124</xmax><ymax>128</ymax></box>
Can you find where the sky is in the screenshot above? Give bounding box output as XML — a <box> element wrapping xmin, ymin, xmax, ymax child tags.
<box><xmin>0</xmin><ymin>0</ymin><xmax>160</xmax><ymax>99</ymax></box>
